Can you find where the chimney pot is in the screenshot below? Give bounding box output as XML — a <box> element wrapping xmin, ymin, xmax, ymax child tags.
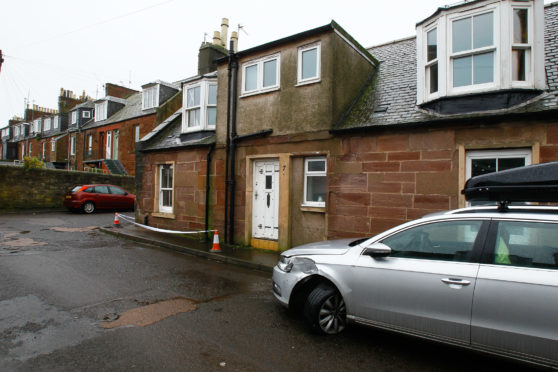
<box><xmin>213</xmin><ymin>31</ymin><xmax>221</xmax><ymax>45</ymax></box>
<box><xmin>231</xmin><ymin>31</ymin><xmax>238</xmax><ymax>53</ymax></box>
<box><xmin>221</xmin><ymin>18</ymin><xmax>229</xmax><ymax>47</ymax></box>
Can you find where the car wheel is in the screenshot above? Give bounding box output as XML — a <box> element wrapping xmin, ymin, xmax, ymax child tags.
<box><xmin>82</xmin><ymin>201</ymin><xmax>95</xmax><ymax>214</ymax></box>
<box><xmin>304</xmin><ymin>283</ymin><xmax>347</xmax><ymax>335</ymax></box>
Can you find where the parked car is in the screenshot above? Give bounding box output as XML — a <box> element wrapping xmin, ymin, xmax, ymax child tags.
<box><xmin>64</xmin><ymin>184</ymin><xmax>135</xmax><ymax>214</ymax></box>
<box><xmin>273</xmin><ymin>163</ymin><xmax>558</xmax><ymax>368</ymax></box>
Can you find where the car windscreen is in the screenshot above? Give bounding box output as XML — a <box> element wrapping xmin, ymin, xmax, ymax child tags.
<box><xmin>71</xmin><ymin>186</ymin><xmax>82</xmax><ymax>192</ymax></box>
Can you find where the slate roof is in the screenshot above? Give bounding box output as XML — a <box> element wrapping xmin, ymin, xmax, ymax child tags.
<box><xmin>82</xmin><ymin>92</ymin><xmax>157</xmax><ymax>130</ymax></box>
<box><xmin>140</xmin><ymin>111</ymin><xmax>215</xmax><ymax>152</ymax></box>
<box><xmin>69</xmin><ymin>101</ymin><xmax>94</xmax><ymax>112</ymax></box>
<box><xmin>334</xmin><ymin>2</ymin><xmax>558</xmax><ymax>132</ymax></box>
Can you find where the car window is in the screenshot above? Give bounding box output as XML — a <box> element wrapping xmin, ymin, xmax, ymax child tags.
<box><xmin>94</xmin><ymin>186</ymin><xmax>110</xmax><ymax>194</ymax></box>
<box><xmin>84</xmin><ymin>187</ymin><xmax>94</xmax><ymax>193</ymax></box>
<box><xmin>490</xmin><ymin>221</ymin><xmax>558</xmax><ymax>269</ymax></box>
<box><xmin>381</xmin><ymin>220</ymin><xmax>483</xmax><ymax>262</ymax></box>
<box><xmin>109</xmin><ymin>186</ymin><xmax>127</xmax><ymax>195</ymax></box>
<box><xmin>71</xmin><ymin>186</ymin><xmax>82</xmax><ymax>192</ymax></box>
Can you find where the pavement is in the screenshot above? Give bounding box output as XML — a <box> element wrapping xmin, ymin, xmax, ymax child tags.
<box><xmin>99</xmin><ymin>218</ymin><xmax>280</xmax><ymax>273</ymax></box>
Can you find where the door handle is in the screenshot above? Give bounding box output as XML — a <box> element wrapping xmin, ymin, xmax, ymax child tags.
<box><xmin>441</xmin><ymin>278</ymin><xmax>471</xmax><ymax>286</ymax></box>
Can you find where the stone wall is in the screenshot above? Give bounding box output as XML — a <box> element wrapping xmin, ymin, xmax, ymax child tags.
<box><xmin>0</xmin><ymin>165</ymin><xmax>135</xmax><ymax>211</ymax></box>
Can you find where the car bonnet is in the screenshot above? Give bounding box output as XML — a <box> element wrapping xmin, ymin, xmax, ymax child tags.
<box><xmin>281</xmin><ymin>238</ymin><xmax>356</xmax><ymax>257</ymax></box>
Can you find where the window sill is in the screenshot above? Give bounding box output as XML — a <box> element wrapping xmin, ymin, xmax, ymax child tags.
<box><xmin>300</xmin><ymin>205</ymin><xmax>326</xmax><ymax>213</ymax></box>
<box><xmin>152</xmin><ymin>212</ymin><xmax>175</xmax><ymax>219</ymax></box>
<box><xmin>296</xmin><ymin>78</ymin><xmax>321</xmax><ymax>87</ymax></box>
<box><xmin>240</xmin><ymin>86</ymin><xmax>280</xmax><ymax>98</ymax></box>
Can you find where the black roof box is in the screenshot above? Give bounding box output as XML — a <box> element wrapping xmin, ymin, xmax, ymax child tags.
<box><xmin>462</xmin><ymin>161</ymin><xmax>558</xmax><ymax>202</ymax></box>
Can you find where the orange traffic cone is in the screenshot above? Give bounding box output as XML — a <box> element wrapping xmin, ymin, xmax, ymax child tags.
<box><xmin>211</xmin><ymin>230</ymin><xmax>221</xmax><ymax>252</ymax></box>
<box><xmin>114</xmin><ymin>212</ymin><xmax>120</xmax><ymax>227</ymax></box>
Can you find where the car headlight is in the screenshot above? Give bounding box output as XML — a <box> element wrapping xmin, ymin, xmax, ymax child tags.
<box><xmin>277</xmin><ymin>256</ymin><xmax>318</xmax><ymax>274</ymax></box>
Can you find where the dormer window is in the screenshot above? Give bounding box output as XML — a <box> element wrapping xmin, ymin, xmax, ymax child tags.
<box><xmin>182</xmin><ymin>80</ymin><xmax>217</xmax><ymax>132</ymax></box>
<box><xmin>44</xmin><ymin>117</ymin><xmax>52</xmax><ymax>131</ymax></box>
<box><xmin>95</xmin><ymin>101</ymin><xmax>108</xmax><ymax>122</ymax></box>
<box><xmin>417</xmin><ymin>0</ymin><xmax>545</xmax><ymax>106</ymax></box>
<box><xmin>241</xmin><ymin>54</ymin><xmax>280</xmax><ymax>96</ymax></box>
<box><xmin>53</xmin><ymin>115</ymin><xmax>59</xmax><ymax>129</ymax></box>
<box><xmin>71</xmin><ymin>111</ymin><xmax>78</xmax><ymax>124</ymax></box>
<box><xmin>142</xmin><ymin>85</ymin><xmax>159</xmax><ymax>109</ymax></box>
<box><xmin>33</xmin><ymin>119</ymin><xmax>41</xmax><ymax>134</ymax></box>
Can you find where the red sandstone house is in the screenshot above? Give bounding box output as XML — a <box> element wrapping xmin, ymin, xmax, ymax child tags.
<box><xmin>140</xmin><ymin>0</ymin><xmax>557</xmax><ymax>251</ymax></box>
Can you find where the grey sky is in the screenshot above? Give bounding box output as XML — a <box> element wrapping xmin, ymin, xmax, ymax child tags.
<box><xmin>0</xmin><ymin>0</ymin><xmax>554</xmax><ymax>128</ymax></box>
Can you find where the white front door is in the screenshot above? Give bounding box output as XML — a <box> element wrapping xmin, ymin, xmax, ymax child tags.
<box><xmin>253</xmin><ymin>160</ymin><xmax>279</xmax><ymax>240</ymax></box>
<box><xmin>105</xmin><ymin>131</ymin><xmax>112</xmax><ymax>159</ymax></box>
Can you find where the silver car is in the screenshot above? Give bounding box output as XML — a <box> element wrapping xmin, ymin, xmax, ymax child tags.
<box><xmin>272</xmin><ymin>206</ymin><xmax>558</xmax><ymax>368</ymax></box>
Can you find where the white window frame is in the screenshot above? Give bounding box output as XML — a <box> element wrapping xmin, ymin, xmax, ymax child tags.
<box><xmin>416</xmin><ymin>0</ymin><xmax>543</xmax><ymax>105</ymax></box>
<box><xmin>241</xmin><ymin>53</ymin><xmax>280</xmax><ymax>96</ymax></box>
<box><xmin>29</xmin><ymin>142</ymin><xmax>32</xmax><ymax>155</ymax></box>
<box><xmin>53</xmin><ymin>115</ymin><xmax>59</xmax><ymax>129</ymax></box>
<box><xmin>70</xmin><ymin>136</ymin><xmax>76</xmax><ymax>156</ymax></box>
<box><xmin>82</xmin><ymin>110</ymin><xmax>91</xmax><ymax>119</ymax></box>
<box><xmin>158</xmin><ymin>163</ymin><xmax>174</xmax><ymax>214</ymax></box>
<box><xmin>33</xmin><ymin>119</ymin><xmax>41</xmax><ymax>134</ymax></box>
<box><xmin>42</xmin><ymin>142</ymin><xmax>46</xmax><ymax>158</ymax></box>
<box><xmin>95</xmin><ymin>101</ymin><xmax>108</xmax><ymax>122</ymax></box>
<box><xmin>142</xmin><ymin>85</ymin><xmax>159</xmax><ymax>110</ymax></box>
<box><xmin>134</xmin><ymin>125</ymin><xmax>140</xmax><ymax>142</ymax></box>
<box><xmin>182</xmin><ymin>80</ymin><xmax>217</xmax><ymax>133</ymax></box>
<box><xmin>297</xmin><ymin>42</ymin><xmax>321</xmax><ymax>85</ymax></box>
<box><xmin>71</xmin><ymin>111</ymin><xmax>78</xmax><ymax>124</ymax></box>
<box><xmin>87</xmin><ymin>134</ymin><xmax>93</xmax><ymax>154</ymax></box>
<box><xmin>424</xmin><ymin>25</ymin><xmax>440</xmax><ymax>100</ymax></box>
<box><xmin>44</xmin><ymin>117</ymin><xmax>52</xmax><ymax>131</ymax></box>
<box><xmin>14</xmin><ymin>126</ymin><xmax>20</xmax><ymax>137</ymax></box>
<box><xmin>303</xmin><ymin>157</ymin><xmax>327</xmax><ymax>207</ymax></box>
<box><xmin>51</xmin><ymin>140</ymin><xmax>56</xmax><ymax>152</ymax></box>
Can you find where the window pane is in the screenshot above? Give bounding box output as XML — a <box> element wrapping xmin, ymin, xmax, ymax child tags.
<box><xmin>492</xmin><ymin>222</ymin><xmax>558</xmax><ymax>269</ymax></box>
<box><xmin>162</xmin><ymin>190</ymin><xmax>172</xmax><ymax>207</ymax></box>
<box><xmin>453</xmin><ymin>17</ymin><xmax>472</xmax><ymax>53</ymax></box>
<box><xmin>514</xmin><ymin>9</ymin><xmax>528</xmax><ymax>44</ymax></box>
<box><xmin>188</xmin><ymin>109</ymin><xmax>200</xmax><ymax>127</ymax></box>
<box><xmin>95</xmin><ymin>186</ymin><xmax>110</xmax><ymax>194</ymax></box>
<box><xmin>109</xmin><ymin>186</ymin><xmax>127</xmax><ymax>195</ymax></box>
<box><xmin>302</xmin><ymin>47</ymin><xmax>318</xmax><ymax>80</ymax></box>
<box><xmin>453</xmin><ymin>56</ymin><xmax>472</xmax><ymax>87</ymax></box>
<box><xmin>429</xmin><ymin>63</ymin><xmax>438</xmax><ymax>94</ymax></box>
<box><xmin>427</xmin><ymin>28</ymin><xmax>437</xmax><ymax>61</ymax></box>
<box><xmin>473</xmin><ymin>12</ymin><xmax>493</xmax><ymax>49</ymax></box>
<box><xmin>498</xmin><ymin>157</ymin><xmax>525</xmax><ymax>171</ymax></box>
<box><xmin>306</xmin><ymin>175</ymin><xmax>326</xmax><ymax>203</ymax></box>
<box><xmin>245</xmin><ymin>65</ymin><xmax>257</xmax><ymax>91</ymax></box>
<box><xmin>473</xmin><ymin>52</ymin><xmax>494</xmax><ymax>84</ymax></box>
<box><xmin>263</xmin><ymin>59</ymin><xmax>277</xmax><ymax>87</ymax></box>
<box><xmin>161</xmin><ymin>165</ymin><xmax>172</xmax><ymax>188</ymax></box>
<box><xmin>512</xmin><ymin>49</ymin><xmax>526</xmax><ymax>81</ymax></box>
<box><xmin>308</xmin><ymin>159</ymin><xmax>325</xmax><ymax>172</ymax></box>
<box><xmin>207</xmin><ymin>107</ymin><xmax>216</xmax><ymax>126</ymax></box>
<box><xmin>472</xmin><ymin>158</ymin><xmax>496</xmax><ymax>177</ymax></box>
<box><xmin>382</xmin><ymin>221</ymin><xmax>482</xmax><ymax>262</ymax></box>
<box><xmin>208</xmin><ymin>84</ymin><xmax>217</xmax><ymax>105</ymax></box>
<box><xmin>187</xmin><ymin>86</ymin><xmax>200</xmax><ymax>107</ymax></box>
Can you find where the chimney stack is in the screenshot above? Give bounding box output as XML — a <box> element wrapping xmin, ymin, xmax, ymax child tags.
<box><xmin>221</xmin><ymin>18</ymin><xmax>229</xmax><ymax>48</ymax></box>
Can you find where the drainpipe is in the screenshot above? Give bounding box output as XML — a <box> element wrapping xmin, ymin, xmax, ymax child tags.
<box><xmin>228</xmin><ymin>45</ymin><xmax>239</xmax><ymax>244</ymax></box>
<box><xmin>224</xmin><ymin>40</ymin><xmax>233</xmax><ymax>243</ymax></box>
<box><xmin>204</xmin><ymin>144</ymin><xmax>215</xmax><ymax>241</ymax></box>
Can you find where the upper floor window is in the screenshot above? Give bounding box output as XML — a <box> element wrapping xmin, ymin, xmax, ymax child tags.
<box><xmin>417</xmin><ymin>0</ymin><xmax>544</xmax><ymax>105</ymax></box>
<box><xmin>95</xmin><ymin>101</ymin><xmax>108</xmax><ymax>122</ymax></box>
<box><xmin>14</xmin><ymin>126</ymin><xmax>20</xmax><ymax>137</ymax></box>
<box><xmin>53</xmin><ymin>116</ymin><xmax>59</xmax><ymax>129</ymax></box>
<box><xmin>83</xmin><ymin>111</ymin><xmax>91</xmax><ymax>119</ymax></box>
<box><xmin>182</xmin><ymin>80</ymin><xmax>217</xmax><ymax>132</ymax></box>
<box><xmin>298</xmin><ymin>42</ymin><xmax>321</xmax><ymax>85</ymax></box>
<box><xmin>71</xmin><ymin>111</ymin><xmax>78</xmax><ymax>124</ymax></box>
<box><xmin>44</xmin><ymin>117</ymin><xmax>52</xmax><ymax>131</ymax></box>
<box><xmin>142</xmin><ymin>85</ymin><xmax>159</xmax><ymax>109</ymax></box>
<box><xmin>51</xmin><ymin>140</ymin><xmax>56</xmax><ymax>152</ymax></box>
<box><xmin>241</xmin><ymin>54</ymin><xmax>280</xmax><ymax>96</ymax></box>
<box><xmin>70</xmin><ymin>136</ymin><xmax>76</xmax><ymax>155</ymax></box>
<box><xmin>33</xmin><ymin>120</ymin><xmax>41</xmax><ymax>134</ymax></box>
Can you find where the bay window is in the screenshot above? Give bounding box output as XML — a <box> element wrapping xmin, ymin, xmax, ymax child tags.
<box><xmin>182</xmin><ymin>80</ymin><xmax>217</xmax><ymax>132</ymax></box>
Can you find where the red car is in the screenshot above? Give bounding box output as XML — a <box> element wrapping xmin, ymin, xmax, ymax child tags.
<box><xmin>64</xmin><ymin>184</ymin><xmax>135</xmax><ymax>214</ymax></box>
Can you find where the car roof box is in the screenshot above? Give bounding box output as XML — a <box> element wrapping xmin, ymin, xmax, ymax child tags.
<box><xmin>462</xmin><ymin>161</ymin><xmax>558</xmax><ymax>202</ymax></box>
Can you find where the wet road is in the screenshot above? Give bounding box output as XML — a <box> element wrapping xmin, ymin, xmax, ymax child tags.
<box><xmin>0</xmin><ymin>212</ymin><xmax>540</xmax><ymax>371</ymax></box>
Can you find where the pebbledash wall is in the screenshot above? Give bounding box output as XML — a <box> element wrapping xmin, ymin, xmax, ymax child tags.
<box><xmin>0</xmin><ymin>165</ymin><xmax>135</xmax><ymax>211</ymax></box>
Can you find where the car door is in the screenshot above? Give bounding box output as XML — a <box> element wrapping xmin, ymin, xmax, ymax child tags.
<box><xmin>472</xmin><ymin>220</ymin><xmax>558</xmax><ymax>364</ymax></box>
<box><xmin>108</xmin><ymin>186</ymin><xmax>129</xmax><ymax>209</ymax></box>
<box><xmin>350</xmin><ymin>219</ymin><xmax>488</xmax><ymax>345</ymax></box>
<box><xmin>93</xmin><ymin>185</ymin><xmax>111</xmax><ymax>209</ymax></box>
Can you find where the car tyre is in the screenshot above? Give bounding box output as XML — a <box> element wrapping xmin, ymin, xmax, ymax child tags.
<box><xmin>82</xmin><ymin>201</ymin><xmax>95</xmax><ymax>214</ymax></box>
<box><xmin>304</xmin><ymin>283</ymin><xmax>347</xmax><ymax>335</ymax></box>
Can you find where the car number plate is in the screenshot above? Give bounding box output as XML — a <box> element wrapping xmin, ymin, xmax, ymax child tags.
<box><xmin>65</xmin><ymin>195</ymin><xmax>71</xmax><ymax>199</ymax></box>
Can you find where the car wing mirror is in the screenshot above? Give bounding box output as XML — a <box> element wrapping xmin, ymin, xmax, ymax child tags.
<box><xmin>362</xmin><ymin>243</ymin><xmax>392</xmax><ymax>258</ymax></box>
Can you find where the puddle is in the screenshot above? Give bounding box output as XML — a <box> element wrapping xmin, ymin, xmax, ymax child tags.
<box><xmin>100</xmin><ymin>297</ymin><xmax>197</xmax><ymax>329</ymax></box>
<box><xmin>51</xmin><ymin>226</ymin><xmax>98</xmax><ymax>232</ymax></box>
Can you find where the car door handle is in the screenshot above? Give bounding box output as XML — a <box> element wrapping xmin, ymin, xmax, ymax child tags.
<box><xmin>441</xmin><ymin>278</ymin><xmax>471</xmax><ymax>286</ymax></box>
